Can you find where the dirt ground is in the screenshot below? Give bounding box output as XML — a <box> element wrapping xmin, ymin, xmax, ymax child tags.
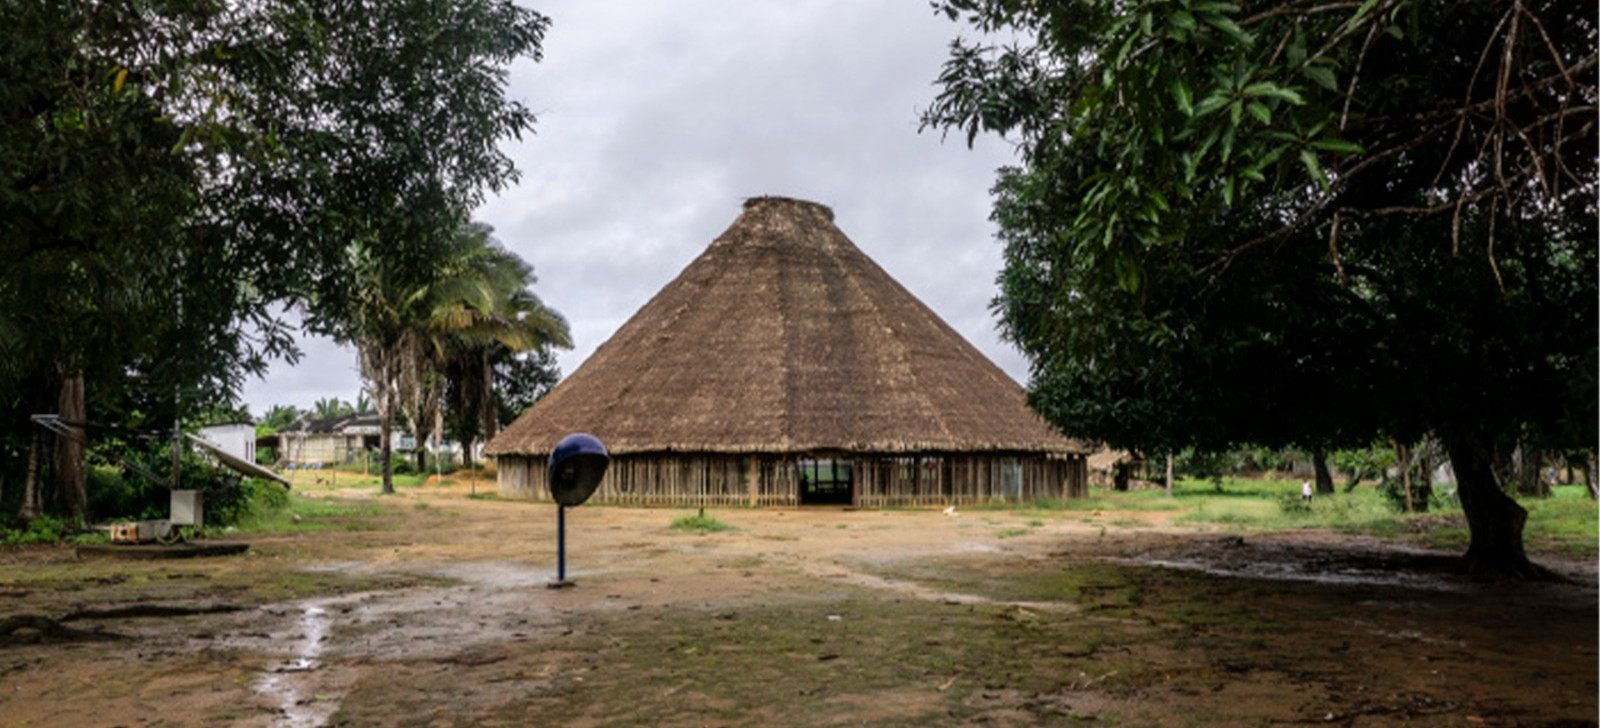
<box><xmin>1</xmin><ymin>481</ymin><xmax>1595</xmax><ymax>727</ymax></box>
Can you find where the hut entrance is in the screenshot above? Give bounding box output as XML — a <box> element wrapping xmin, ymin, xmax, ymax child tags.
<box><xmin>798</xmin><ymin>458</ymin><xmax>853</xmax><ymax>505</ymax></box>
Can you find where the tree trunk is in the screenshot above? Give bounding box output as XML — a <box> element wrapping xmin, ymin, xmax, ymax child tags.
<box><xmin>1395</xmin><ymin>442</ymin><xmax>1413</xmax><ymax>513</ymax></box>
<box><xmin>360</xmin><ymin>342</ymin><xmax>399</xmax><ymax>495</ymax></box>
<box><xmin>1439</xmin><ymin>426</ymin><xmax>1547</xmax><ymax>578</ymax></box>
<box><xmin>1414</xmin><ymin>448</ymin><xmax>1433</xmax><ymax>514</ymax></box>
<box><xmin>55</xmin><ymin>372</ymin><xmax>87</xmax><ymax>519</ymax></box>
<box><xmin>379</xmin><ymin>412</ymin><xmax>395</xmax><ymax>495</ymax></box>
<box><xmin>21</xmin><ymin>426</ymin><xmax>43</xmax><ymax>522</ymax></box>
<box><xmin>1112</xmin><ymin>462</ymin><xmax>1129</xmax><ymax>492</ymax></box>
<box><xmin>1515</xmin><ymin>446</ymin><xmax>1549</xmax><ymax>497</ymax></box>
<box><xmin>1584</xmin><ymin>454</ymin><xmax>1596</xmax><ymax>500</ymax></box>
<box><xmin>1311</xmin><ymin>448</ymin><xmax>1335</xmax><ymax>495</ymax></box>
<box><xmin>1343</xmin><ymin>467</ymin><xmax>1364</xmax><ymax>493</ymax></box>
<box><xmin>1164</xmin><ymin>453</ymin><xmax>1173</xmax><ymax>499</ymax></box>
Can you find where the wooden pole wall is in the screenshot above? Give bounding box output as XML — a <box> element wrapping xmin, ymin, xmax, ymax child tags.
<box><xmin>496</xmin><ymin>451</ymin><xmax>1086</xmax><ymax>507</ymax></box>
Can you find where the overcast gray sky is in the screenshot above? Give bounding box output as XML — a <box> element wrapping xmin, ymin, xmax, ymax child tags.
<box><xmin>242</xmin><ymin>1</ymin><xmax>1022</xmax><ymax>415</ymax></box>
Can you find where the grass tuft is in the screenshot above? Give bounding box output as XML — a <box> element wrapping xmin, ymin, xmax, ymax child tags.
<box><xmin>670</xmin><ymin>507</ymin><xmax>734</xmax><ymax>533</ymax></box>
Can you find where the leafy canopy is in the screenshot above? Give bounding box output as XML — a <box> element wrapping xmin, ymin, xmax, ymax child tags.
<box><xmin>923</xmin><ymin>0</ymin><xmax>1595</xmax><ymax>455</ymax></box>
<box><xmin>0</xmin><ymin>0</ymin><xmax>550</xmax><ymax>516</ymax></box>
<box><xmin>923</xmin><ymin>0</ymin><xmax>1595</xmax><ymax>574</ymax></box>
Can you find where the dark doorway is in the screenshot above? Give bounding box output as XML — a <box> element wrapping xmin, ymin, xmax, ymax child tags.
<box><xmin>799</xmin><ymin>458</ymin><xmax>853</xmax><ymax>505</ymax></box>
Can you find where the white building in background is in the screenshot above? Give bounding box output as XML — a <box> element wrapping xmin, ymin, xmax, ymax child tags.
<box><xmin>197</xmin><ymin>422</ymin><xmax>256</xmax><ymax>464</ymax></box>
<box><xmin>274</xmin><ymin>413</ymin><xmax>459</xmax><ymax>466</ymax></box>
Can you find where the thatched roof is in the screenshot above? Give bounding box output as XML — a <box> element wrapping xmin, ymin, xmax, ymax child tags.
<box><xmin>486</xmin><ymin>196</ymin><xmax>1086</xmax><ymax>458</ymax></box>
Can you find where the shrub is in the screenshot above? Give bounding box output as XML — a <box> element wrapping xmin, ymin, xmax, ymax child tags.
<box><xmin>1</xmin><ymin>515</ymin><xmax>83</xmax><ymax>546</ymax></box>
<box><xmin>389</xmin><ymin>457</ymin><xmax>416</xmax><ymax>476</ymax></box>
<box><xmin>1276</xmin><ymin>493</ymin><xmax>1313</xmax><ymax>515</ymax></box>
<box><xmin>87</xmin><ymin>465</ymin><xmax>165</xmax><ymax>521</ymax></box>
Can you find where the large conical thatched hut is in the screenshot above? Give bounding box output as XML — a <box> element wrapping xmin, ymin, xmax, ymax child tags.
<box><xmin>485</xmin><ymin>196</ymin><xmax>1089</xmax><ymax>507</ymax></box>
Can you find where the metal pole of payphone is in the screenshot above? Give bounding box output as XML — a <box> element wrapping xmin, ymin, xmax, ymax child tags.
<box><xmin>556</xmin><ymin>505</ymin><xmax>567</xmax><ymax>583</ymax></box>
<box><xmin>547</xmin><ymin>433</ymin><xmax>607</xmax><ymax>589</ymax></box>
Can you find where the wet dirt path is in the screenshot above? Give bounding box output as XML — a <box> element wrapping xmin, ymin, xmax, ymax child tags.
<box><xmin>0</xmin><ymin>489</ymin><xmax>1593</xmax><ymax>727</ymax></box>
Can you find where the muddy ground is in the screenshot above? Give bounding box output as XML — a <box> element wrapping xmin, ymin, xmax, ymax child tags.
<box><xmin>1</xmin><ymin>482</ymin><xmax>1594</xmax><ymax>727</ymax></box>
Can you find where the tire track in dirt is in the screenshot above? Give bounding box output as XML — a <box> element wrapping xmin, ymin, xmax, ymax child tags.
<box><xmin>764</xmin><ymin>550</ymin><xmax>1079</xmax><ymax>613</ymax></box>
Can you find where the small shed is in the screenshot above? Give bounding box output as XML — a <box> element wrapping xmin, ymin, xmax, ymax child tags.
<box><xmin>197</xmin><ymin>422</ymin><xmax>257</xmax><ymax>465</ymax></box>
<box><xmin>485</xmin><ymin>197</ymin><xmax>1089</xmax><ymax>507</ymax></box>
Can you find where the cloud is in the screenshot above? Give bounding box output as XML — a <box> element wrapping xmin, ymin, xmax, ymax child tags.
<box><xmin>244</xmin><ymin>1</ymin><xmax>1026</xmax><ymax>414</ymax></box>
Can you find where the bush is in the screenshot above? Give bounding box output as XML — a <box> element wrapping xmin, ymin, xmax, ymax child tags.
<box><xmin>1276</xmin><ymin>492</ymin><xmax>1314</xmax><ymax>515</ymax></box>
<box><xmin>86</xmin><ymin>445</ymin><xmax>286</xmax><ymax>529</ymax></box>
<box><xmin>204</xmin><ymin>477</ymin><xmax>291</xmax><ymax>528</ymax></box>
<box><xmin>1377</xmin><ymin>475</ymin><xmax>1445</xmax><ymax>513</ymax></box>
<box><xmin>0</xmin><ymin>515</ymin><xmax>80</xmax><ymax>546</ymax></box>
<box><xmin>389</xmin><ymin>457</ymin><xmax>416</xmax><ymax>476</ymax></box>
<box><xmin>1174</xmin><ymin>449</ymin><xmax>1255</xmax><ymax>488</ymax></box>
<box><xmin>87</xmin><ymin>465</ymin><xmax>165</xmax><ymax>521</ymax></box>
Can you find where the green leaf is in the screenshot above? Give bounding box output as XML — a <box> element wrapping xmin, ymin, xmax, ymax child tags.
<box><xmin>1300</xmin><ymin>149</ymin><xmax>1328</xmax><ymax>189</ymax></box>
<box><xmin>1310</xmin><ymin>138</ymin><xmax>1364</xmax><ymax>154</ymax></box>
<box><xmin>1302</xmin><ymin>65</ymin><xmax>1338</xmax><ymax>91</ymax></box>
<box><xmin>1195</xmin><ymin>93</ymin><xmax>1229</xmax><ymax>116</ymax></box>
<box><xmin>1116</xmin><ymin>255</ymin><xmax>1141</xmax><ymax>294</ymax></box>
<box><xmin>1242</xmin><ymin>82</ymin><xmax>1303</xmax><ymax>105</ymax></box>
<box><xmin>1170</xmin><ymin>78</ymin><xmax>1193</xmax><ymax>116</ymax></box>
<box><xmin>1201</xmin><ymin>15</ymin><xmax>1250</xmax><ymax>43</ymax></box>
<box><xmin>1286</xmin><ymin>25</ymin><xmax>1307</xmax><ymax>66</ymax></box>
<box><xmin>1170</xmin><ymin>10</ymin><xmax>1197</xmax><ymax>32</ymax></box>
<box><xmin>1246</xmin><ymin>102</ymin><xmax>1271</xmax><ymax>125</ymax></box>
<box><xmin>1222</xmin><ymin>175</ymin><xmax>1235</xmax><ymax>205</ymax></box>
<box><xmin>1195</xmin><ymin>126</ymin><xmax>1222</xmax><ymax>165</ymax></box>
<box><xmin>1347</xmin><ymin>0</ymin><xmax>1384</xmax><ymax>31</ymax></box>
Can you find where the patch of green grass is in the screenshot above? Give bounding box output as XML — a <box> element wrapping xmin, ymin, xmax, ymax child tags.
<box><xmin>670</xmin><ymin>508</ymin><xmax>734</xmax><ymax>533</ymax></box>
<box><xmin>232</xmin><ymin>494</ymin><xmax>393</xmax><ymax>534</ymax></box>
<box><xmin>997</xmin><ymin>528</ymin><xmax>1031</xmax><ymax>539</ymax></box>
<box><xmin>1173</xmin><ymin>496</ymin><xmax>1281</xmax><ymax>527</ymax></box>
<box><xmin>1007</xmin><ymin>493</ymin><xmax>1183</xmax><ymax>513</ymax></box>
<box><xmin>1096</xmin><ymin>476</ymin><xmax>1594</xmax><ymax>558</ymax></box>
<box><xmin>286</xmin><ymin>471</ymin><xmax>431</xmax><ymax>493</ymax></box>
<box><xmin>1521</xmin><ymin>485</ymin><xmax>1599</xmax><ymax>554</ymax></box>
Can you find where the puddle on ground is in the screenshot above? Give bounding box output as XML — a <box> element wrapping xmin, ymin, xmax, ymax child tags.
<box><xmin>246</xmin><ymin>562</ymin><xmax>570</xmax><ymax>727</ymax></box>
<box><xmin>254</xmin><ymin>596</ymin><xmax>361</xmax><ymax>728</ymax></box>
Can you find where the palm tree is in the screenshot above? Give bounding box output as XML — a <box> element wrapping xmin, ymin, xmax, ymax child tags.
<box><xmin>427</xmin><ymin>225</ymin><xmax>568</xmax><ymax>469</ymax></box>
<box><xmin>351</xmin><ymin>221</ymin><xmax>568</xmax><ymax>493</ymax></box>
<box><xmin>312</xmin><ymin>397</ymin><xmax>352</xmax><ymax>420</ymax></box>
